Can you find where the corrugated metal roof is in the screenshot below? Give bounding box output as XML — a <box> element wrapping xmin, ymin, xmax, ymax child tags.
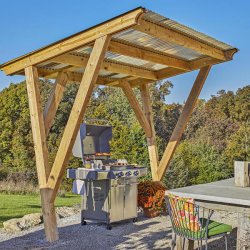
<box><xmin>1</xmin><ymin>7</ymin><xmax>237</xmax><ymax>84</ymax></box>
<box><xmin>144</xmin><ymin>11</ymin><xmax>234</xmax><ymax>51</ymax></box>
<box><xmin>73</xmin><ymin>45</ymin><xmax>167</xmax><ymax>70</ymax></box>
<box><xmin>113</xmin><ymin>29</ymin><xmax>203</xmax><ymax>60</ymax></box>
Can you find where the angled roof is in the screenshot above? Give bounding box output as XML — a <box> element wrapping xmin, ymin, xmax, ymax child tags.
<box><xmin>0</xmin><ymin>7</ymin><xmax>238</xmax><ymax>87</ymax></box>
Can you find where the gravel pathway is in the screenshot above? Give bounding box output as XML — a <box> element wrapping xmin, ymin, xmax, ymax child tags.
<box><xmin>0</xmin><ymin>213</ymin><xmax>237</xmax><ymax>249</ymax></box>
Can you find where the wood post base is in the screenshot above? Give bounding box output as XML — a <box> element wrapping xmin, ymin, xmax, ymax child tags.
<box><xmin>40</xmin><ymin>188</ymin><xmax>58</xmax><ymax>242</ymax></box>
<box><xmin>175</xmin><ymin>235</ymin><xmax>194</xmax><ymax>250</ymax></box>
<box><xmin>237</xmin><ymin>213</ymin><xmax>250</xmax><ymax>250</ymax></box>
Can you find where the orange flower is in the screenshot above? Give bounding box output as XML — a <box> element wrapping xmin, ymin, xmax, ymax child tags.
<box><xmin>138</xmin><ymin>181</ymin><xmax>166</xmax><ymax>211</ymax></box>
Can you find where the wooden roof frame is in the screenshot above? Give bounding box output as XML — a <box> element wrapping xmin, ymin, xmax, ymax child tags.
<box><xmin>0</xmin><ymin>7</ymin><xmax>238</xmax><ymax>243</ymax></box>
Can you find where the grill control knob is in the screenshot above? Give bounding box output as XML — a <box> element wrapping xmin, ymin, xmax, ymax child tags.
<box><xmin>133</xmin><ymin>170</ymin><xmax>139</xmax><ymax>176</ymax></box>
<box><xmin>125</xmin><ymin>171</ymin><xmax>132</xmax><ymax>177</ymax></box>
<box><xmin>115</xmin><ymin>172</ymin><xmax>124</xmax><ymax>178</ymax></box>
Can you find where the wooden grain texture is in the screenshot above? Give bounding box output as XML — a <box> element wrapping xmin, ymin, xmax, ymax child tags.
<box><xmin>25</xmin><ymin>66</ymin><xmax>50</xmax><ymax>186</ymax></box>
<box><xmin>43</xmin><ymin>72</ymin><xmax>68</xmax><ymax>136</ymax></box>
<box><xmin>25</xmin><ymin>66</ymin><xmax>58</xmax><ymax>242</ymax></box>
<box><xmin>137</xmin><ymin>19</ymin><xmax>227</xmax><ymax>61</ymax></box>
<box><xmin>47</xmin><ymin>35</ymin><xmax>111</xmax><ymax>201</ymax></box>
<box><xmin>1</xmin><ymin>8</ymin><xmax>145</xmax><ymax>75</ymax></box>
<box><xmin>40</xmin><ymin>188</ymin><xmax>58</xmax><ymax>242</ymax></box>
<box><xmin>120</xmin><ymin>81</ymin><xmax>152</xmax><ymax>138</ymax></box>
<box><xmin>140</xmin><ymin>84</ymin><xmax>159</xmax><ymax>181</ymax></box>
<box><xmin>157</xmin><ymin>66</ymin><xmax>211</xmax><ymax>180</ymax></box>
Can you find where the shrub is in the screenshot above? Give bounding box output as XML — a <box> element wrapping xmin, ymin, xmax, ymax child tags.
<box><xmin>138</xmin><ymin>180</ymin><xmax>166</xmax><ymax>212</ymax></box>
<box><xmin>0</xmin><ymin>179</ymin><xmax>39</xmax><ymax>195</ymax></box>
<box><xmin>0</xmin><ymin>168</ymin><xmax>8</xmax><ymax>181</ymax></box>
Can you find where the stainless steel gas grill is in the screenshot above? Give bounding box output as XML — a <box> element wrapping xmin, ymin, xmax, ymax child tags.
<box><xmin>67</xmin><ymin>122</ymin><xmax>147</xmax><ymax>229</ymax></box>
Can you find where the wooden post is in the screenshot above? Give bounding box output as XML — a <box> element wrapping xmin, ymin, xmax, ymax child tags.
<box><xmin>237</xmin><ymin>213</ymin><xmax>250</xmax><ymax>249</ymax></box>
<box><xmin>157</xmin><ymin>66</ymin><xmax>211</xmax><ymax>180</ymax></box>
<box><xmin>25</xmin><ymin>66</ymin><xmax>58</xmax><ymax>242</ymax></box>
<box><xmin>234</xmin><ymin>161</ymin><xmax>250</xmax><ymax>187</ymax></box>
<box><xmin>140</xmin><ymin>83</ymin><xmax>159</xmax><ymax>181</ymax></box>
<box><xmin>47</xmin><ymin>35</ymin><xmax>111</xmax><ymax>202</ymax></box>
<box><xmin>176</xmin><ymin>236</ymin><xmax>194</xmax><ymax>250</ymax></box>
<box><xmin>44</xmin><ymin>71</ymin><xmax>68</xmax><ymax>136</ymax></box>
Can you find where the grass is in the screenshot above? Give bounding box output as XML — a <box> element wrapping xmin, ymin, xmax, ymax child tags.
<box><xmin>0</xmin><ymin>193</ymin><xmax>81</xmax><ymax>228</ymax></box>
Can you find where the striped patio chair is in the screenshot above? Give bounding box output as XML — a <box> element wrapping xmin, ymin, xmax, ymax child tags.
<box><xmin>166</xmin><ymin>194</ymin><xmax>232</xmax><ymax>250</ymax></box>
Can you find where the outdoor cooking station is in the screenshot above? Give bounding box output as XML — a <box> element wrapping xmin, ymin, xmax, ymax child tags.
<box><xmin>67</xmin><ymin>122</ymin><xmax>147</xmax><ymax>229</ymax></box>
<box><xmin>0</xmin><ymin>6</ymin><xmax>238</xmax><ymax>242</ymax></box>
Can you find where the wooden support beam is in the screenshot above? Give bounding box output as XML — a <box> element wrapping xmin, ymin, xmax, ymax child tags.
<box><xmin>37</xmin><ymin>68</ymin><xmax>117</xmax><ymax>86</ymax></box>
<box><xmin>1</xmin><ymin>8</ymin><xmax>145</xmax><ymax>75</ymax></box>
<box><xmin>189</xmin><ymin>56</ymin><xmax>221</xmax><ymax>69</ymax></box>
<box><xmin>155</xmin><ymin>67</ymin><xmax>186</xmax><ymax>80</ymax></box>
<box><xmin>47</xmin><ymin>35</ymin><xmax>111</xmax><ymax>202</ymax></box>
<box><xmin>25</xmin><ymin>66</ymin><xmax>58</xmax><ymax>242</ymax></box>
<box><xmin>25</xmin><ymin>66</ymin><xmax>50</xmax><ymax>184</ymax></box>
<box><xmin>109</xmin><ymin>39</ymin><xmax>191</xmax><ymax>70</ymax></box>
<box><xmin>120</xmin><ymin>80</ymin><xmax>152</xmax><ymax>138</ymax></box>
<box><xmin>152</xmin><ymin>56</ymin><xmax>221</xmax><ymax>81</ymax></box>
<box><xmin>157</xmin><ymin>66</ymin><xmax>211</xmax><ymax>181</ymax></box>
<box><xmin>136</xmin><ymin>19</ymin><xmax>227</xmax><ymax>61</ymax></box>
<box><xmin>126</xmin><ymin>57</ymin><xmax>222</xmax><ymax>87</ymax></box>
<box><xmin>43</xmin><ymin>72</ymin><xmax>68</xmax><ymax>136</ymax></box>
<box><xmin>140</xmin><ymin>84</ymin><xmax>159</xmax><ymax>181</ymax></box>
<box><xmin>51</xmin><ymin>53</ymin><xmax>158</xmax><ymax>80</ymax></box>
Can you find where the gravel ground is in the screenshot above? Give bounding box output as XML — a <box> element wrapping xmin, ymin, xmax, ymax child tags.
<box><xmin>0</xmin><ymin>213</ymin><xmax>237</xmax><ymax>250</ymax></box>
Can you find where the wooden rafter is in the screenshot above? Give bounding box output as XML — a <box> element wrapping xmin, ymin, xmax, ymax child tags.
<box><xmin>130</xmin><ymin>56</ymin><xmax>223</xmax><ymax>86</ymax></box>
<box><xmin>120</xmin><ymin>80</ymin><xmax>152</xmax><ymax>138</ymax></box>
<box><xmin>48</xmin><ymin>53</ymin><xmax>158</xmax><ymax>80</ymax></box>
<box><xmin>157</xmin><ymin>66</ymin><xmax>212</xmax><ymax>181</ymax></box>
<box><xmin>155</xmin><ymin>67</ymin><xmax>186</xmax><ymax>80</ymax></box>
<box><xmin>47</xmin><ymin>35</ymin><xmax>111</xmax><ymax>202</ymax></box>
<box><xmin>189</xmin><ymin>56</ymin><xmax>221</xmax><ymax>69</ymax></box>
<box><xmin>136</xmin><ymin>19</ymin><xmax>227</xmax><ymax>61</ymax></box>
<box><xmin>43</xmin><ymin>71</ymin><xmax>68</xmax><ymax>136</ymax></box>
<box><xmin>37</xmin><ymin>68</ymin><xmax>118</xmax><ymax>86</ymax></box>
<box><xmin>108</xmin><ymin>39</ymin><xmax>191</xmax><ymax>70</ymax></box>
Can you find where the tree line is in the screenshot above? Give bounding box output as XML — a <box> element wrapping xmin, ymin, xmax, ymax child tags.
<box><xmin>0</xmin><ymin>79</ymin><xmax>249</xmax><ymax>190</ymax></box>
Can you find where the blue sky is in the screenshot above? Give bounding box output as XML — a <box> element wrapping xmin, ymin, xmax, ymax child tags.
<box><xmin>0</xmin><ymin>0</ymin><xmax>249</xmax><ymax>103</ymax></box>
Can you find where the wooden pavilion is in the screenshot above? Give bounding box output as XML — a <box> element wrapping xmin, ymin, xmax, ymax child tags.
<box><xmin>0</xmin><ymin>7</ymin><xmax>237</xmax><ymax>242</ymax></box>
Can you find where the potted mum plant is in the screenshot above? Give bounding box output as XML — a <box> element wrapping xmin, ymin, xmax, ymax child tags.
<box><xmin>138</xmin><ymin>180</ymin><xmax>166</xmax><ymax>218</ymax></box>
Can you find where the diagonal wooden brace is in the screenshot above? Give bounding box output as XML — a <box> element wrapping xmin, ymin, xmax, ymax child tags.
<box><xmin>46</xmin><ymin>35</ymin><xmax>111</xmax><ymax>202</ymax></box>
<box><xmin>43</xmin><ymin>71</ymin><xmax>69</xmax><ymax>136</ymax></box>
<box><xmin>120</xmin><ymin>80</ymin><xmax>152</xmax><ymax>138</ymax></box>
<box><xmin>157</xmin><ymin>66</ymin><xmax>212</xmax><ymax>181</ymax></box>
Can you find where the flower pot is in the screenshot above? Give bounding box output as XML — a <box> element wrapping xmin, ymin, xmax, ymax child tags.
<box><xmin>143</xmin><ymin>208</ymin><xmax>160</xmax><ymax>218</ymax></box>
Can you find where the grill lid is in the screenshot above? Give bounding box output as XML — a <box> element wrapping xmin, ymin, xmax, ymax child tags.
<box><xmin>72</xmin><ymin>122</ymin><xmax>112</xmax><ymax>158</ymax></box>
